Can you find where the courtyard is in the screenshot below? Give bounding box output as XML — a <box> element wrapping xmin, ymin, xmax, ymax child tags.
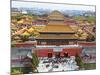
<box><xmin>37</xmin><ymin>56</ymin><xmax>79</xmax><ymax>72</ymax></box>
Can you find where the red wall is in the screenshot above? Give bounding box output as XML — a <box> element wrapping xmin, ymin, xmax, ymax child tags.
<box><xmin>62</xmin><ymin>48</ymin><xmax>82</xmax><ymax>56</ymax></box>
<box><xmin>34</xmin><ymin>49</ymin><xmax>54</xmax><ymax>57</ymax></box>
<box><xmin>34</xmin><ymin>47</ymin><xmax>82</xmax><ymax>57</ymax></box>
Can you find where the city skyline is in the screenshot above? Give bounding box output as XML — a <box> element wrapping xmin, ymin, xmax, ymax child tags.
<box><xmin>12</xmin><ymin>1</ymin><xmax>95</xmax><ymax>12</ymax></box>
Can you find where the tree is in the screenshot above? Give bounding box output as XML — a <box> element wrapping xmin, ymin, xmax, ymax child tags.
<box><xmin>22</xmin><ymin>53</ymin><xmax>39</xmax><ymax>73</ymax></box>
<box><xmin>75</xmin><ymin>54</ymin><xmax>84</xmax><ymax>69</ymax></box>
<box><xmin>86</xmin><ymin>34</ymin><xmax>95</xmax><ymax>42</ymax></box>
<box><xmin>14</xmin><ymin>14</ymin><xmax>23</xmax><ymax>21</ymax></box>
<box><xmin>20</xmin><ymin>35</ymin><xmax>30</xmax><ymax>42</ymax></box>
<box><xmin>31</xmin><ymin>53</ymin><xmax>39</xmax><ymax>72</ymax></box>
<box><xmin>16</xmin><ymin>51</ymin><xmax>40</xmax><ymax>74</ymax></box>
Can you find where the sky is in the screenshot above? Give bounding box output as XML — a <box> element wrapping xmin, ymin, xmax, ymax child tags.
<box><xmin>12</xmin><ymin>0</ymin><xmax>95</xmax><ymax>11</ymax></box>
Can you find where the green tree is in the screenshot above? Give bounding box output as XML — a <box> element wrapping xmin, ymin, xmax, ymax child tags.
<box><xmin>22</xmin><ymin>53</ymin><xmax>39</xmax><ymax>73</ymax></box>
<box><xmin>20</xmin><ymin>35</ymin><xmax>30</xmax><ymax>42</ymax></box>
<box><xmin>15</xmin><ymin>15</ymin><xmax>23</xmax><ymax>21</ymax></box>
<box><xmin>75</xmin><ymin>54</ymin><xmax>84</xmax><ymax>69</ymax></box>
<box><xmin>31</xmin><ymin>53</ymin><xmax>39</xmax><ymax>72</ymax></box>
<box><xmin>86</xmin><ymin>34</ymin><xmax>95</xmax><ymax>42</ymax></box>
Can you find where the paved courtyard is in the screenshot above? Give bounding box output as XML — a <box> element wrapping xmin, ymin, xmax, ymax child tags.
<box><xmin>37</xmin><ymin>56</ymin><xmax>79</xmax><ymax>72</ymax></box>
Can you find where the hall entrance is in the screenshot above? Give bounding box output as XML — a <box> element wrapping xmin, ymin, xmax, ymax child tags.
<box><xmin>55</xmin><ymin>52</ymin><xmax>61</xmax><ymax>58</ymax></box>
<box><xmin>48</xmin><ymin>52</ymin><xmax>53</xmax><ymax>58</ymax></box>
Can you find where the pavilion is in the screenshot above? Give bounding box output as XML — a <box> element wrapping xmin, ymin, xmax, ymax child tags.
<box><xmin>36</xmin><ymin>10</ymin><xmax>78</xmax><ymax>45</ymax></box>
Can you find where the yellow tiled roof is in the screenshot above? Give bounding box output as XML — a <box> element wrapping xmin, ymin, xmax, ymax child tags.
<box><xmin>36</xmin><ymin>34</ymin><xmax>77</xmax><ymax>39</ymax></box>
<box><xmin>28</xmin><ymin>27</ymin><xmax>34</xmax><ymax>33</ymax></box>
<box><xmin>40</xmin><ymin>25</ymin><xmax>75</xmax><ymax>33</ymax></box>
<box><xmin>22</xmin><ymin>31</ymin><xmax>30</xmax><ymax>36</ymax></box>
<box><xmin>17</xmin><ymin>20</ymin><xmax>24</xmax><ymax>24</ymax></box>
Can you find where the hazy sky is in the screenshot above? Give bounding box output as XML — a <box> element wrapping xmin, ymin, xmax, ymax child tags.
<box><xmin>12</xmin><ymin>0</ymin><xmax>95</xmax><ymax>11</ymax></box>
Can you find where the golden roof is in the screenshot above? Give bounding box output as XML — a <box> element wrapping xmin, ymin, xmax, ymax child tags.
<box><xmin>36</xmin><ymin>34</ymin><xmax>77</xmax><ymax>40</ymax></box>
<box><xmin>48</xmin><ymin>10</ymin><xmax>64</xmax><ymax>20</ymax></box>
<box><xmin>17</xmin><ymin>20</ymin><xmax>24</xmax><ymax>24</ymax></box>
<box><xmin>28</xmin><ymin>27</ymin><xmax>34</xmax><ymax>33</ymax></box>
<box><xmin>22</xmin><ymin>31</ymin><xmax>30</xmax><ymax>36</ymax></box>
<box><xmin>40</xmin><ymin>25</ymin><xmax>75</xmax><ymax>33</ymax></box>
<box><xmin>14</xmin><ymin>28</ymin><xmax>27</xmax><ymax>35</ymax></box>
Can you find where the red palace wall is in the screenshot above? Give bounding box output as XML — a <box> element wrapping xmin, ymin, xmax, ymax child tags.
<box><xmin>34</xmin><ymin>47</ymin><xmax>82</xmax><ymax>57</ymax></box>
<box><xmin>62</xmin><ymin>48</ymin><xmax>82</xmax><ymax>56</ymax></box>
<box><xmin>34</xmin><ymin>49</ymin><xmax>54</xmax><ymax>57</ymax></box>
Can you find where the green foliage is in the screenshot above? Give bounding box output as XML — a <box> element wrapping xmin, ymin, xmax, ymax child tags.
<box><xmin>11</xmin><ymin>16</ymin><xmax>16</xmax><ymax>20</ymax></box>
<box><xmin>30</xmin><ymin>34</ymin><xmax>35</xmax><ymax>37</ymax></box>
<box><xmin>22</xmin><ymin>53</ymin><xmax>39</xmax><ymax>73</ymax></box>
<box><xmin>73</xmin><ymin>16</ymin><xmax>96</xmax><ymax>23</ymax></box>
<box><xmin>28</xmin><ymin>14</ymin><xmax>37</xmax><ymax>20</ymax></box>
<box><xmin>73</xmin><ymin>16</ymin><xmax>86</xmax><ymax>21</ymax></box>
<box><xmin>86</xmin><ymin>34</ymin><xmax>95</xmax><ymax>42</ymax></box>
<box><xmin>75</xmin><ymin>54</ymin><xmax>84</xmax><ymax>69</ymax></box>
<box><xmin>32</xmin><ymin>16</ymin><xmax>37</xmax><ymax>20</ymax></box>
<box><xmin>21</xmin><ymin>67</ymin><xmax>33</xmax><ymax>74</ymax></box>
<box><xmin>20</xmin><ymin>35</ymin><xmax>30</xmax><ymax>42</ymax></box>
<box><xmin>13</xmin><ymin>14</ymin><xmax>23</xmax><ymax>21</ymax></box>
<box><xmin>11</xmin><ymin>69</ymin><xmax>22</xmax><ymax>75</ymax></box>
<box><xmin>11</xmin><ymin>44</ymin><xmax>16</xmax><ymax>47</ymax></box>
<box><xmin>84</xmin><ymin>63</ymin><xmax>96</xmax><ymax>70</ymax></box>
<box><xmin>32</xmin><ymin>53</ymin><xmax>39</xmax><ymax>72</ymax></box>
<box><xmin>86</xmin><ymin>16</ymin><xmax>96</xmax><ymax>22</ymax></box>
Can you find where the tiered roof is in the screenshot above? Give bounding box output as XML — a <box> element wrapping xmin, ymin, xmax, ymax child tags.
<box><xmin>40</xmin><ymin>25</ymin><xmax>75</xmax><ymax>33</ymax></box>
<box><xmin>36</xmin><ymin>34</ymin><xmax>77</xmax><ymax>40</ymax></box>
<box><xmin>36</xmin><ymin>10</ymin><xmax>77</xmax><ymax>40</ymax></box>
<box><xmin>48</xmin><ymin>10</ymin><xmax>64</xmax><ymax>20</ymax></box>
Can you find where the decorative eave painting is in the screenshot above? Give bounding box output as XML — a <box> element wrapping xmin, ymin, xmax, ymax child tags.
<box><xmin>11</xmin><ymin>0</ymin><xmax>96</xmax><ymax>74</ymax></box>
